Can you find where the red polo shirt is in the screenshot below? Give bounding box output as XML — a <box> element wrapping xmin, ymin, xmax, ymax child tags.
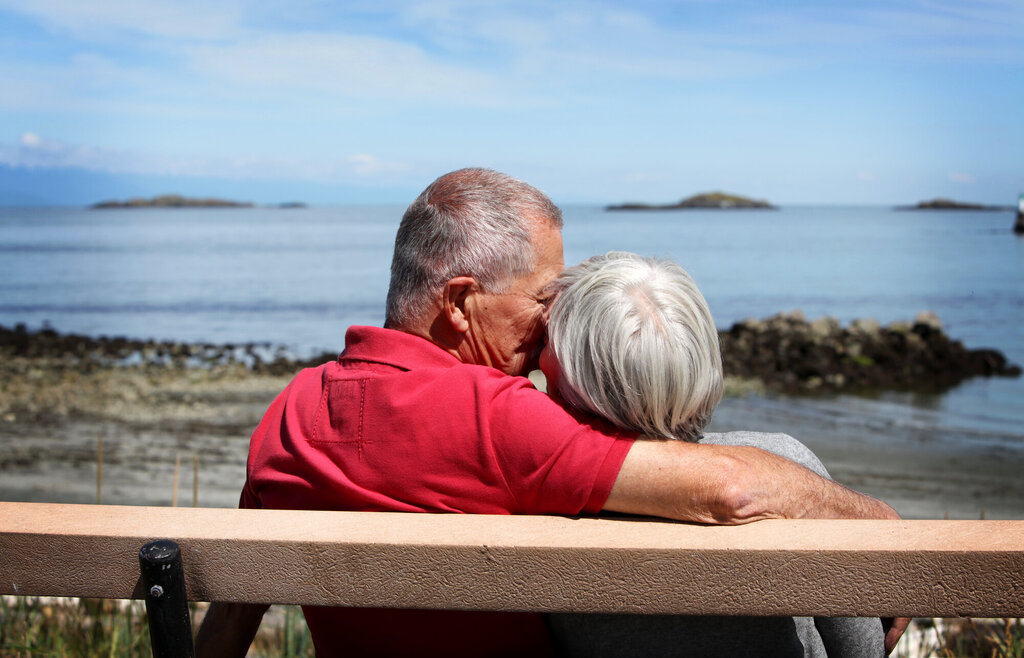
<box><xmin>241</xmin><ymin>326</ymin><xmax>635</xmax><ymax>656</ymax></box>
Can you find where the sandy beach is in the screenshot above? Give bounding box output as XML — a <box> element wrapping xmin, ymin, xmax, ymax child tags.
<box><xmin>2</xmin><ymin>351</ymin><xmax>1021</xmax><ymax>520</ymax></box>
<box><xmin>711</xmin><ymin>396</ymin><xmax>1024</xmax><ymax>520</ymax></box>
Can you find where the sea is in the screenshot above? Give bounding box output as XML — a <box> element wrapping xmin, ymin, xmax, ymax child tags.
<box><xmin>2</xmin><ymin>204</ymin><xmax>1023</xmax><ymax>449</ymax></box>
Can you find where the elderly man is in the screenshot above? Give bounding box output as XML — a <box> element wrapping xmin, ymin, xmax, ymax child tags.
<box><xmin>197</xmin><ymin>168</ymin><xmax>901</xmax><ymax>657</ymax></box>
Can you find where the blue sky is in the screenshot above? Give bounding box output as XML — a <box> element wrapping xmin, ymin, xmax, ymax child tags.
<box><xmin>0</xmin><ymin>0</ymin><xmax>1021</xmax><ymax>205</ymax></box>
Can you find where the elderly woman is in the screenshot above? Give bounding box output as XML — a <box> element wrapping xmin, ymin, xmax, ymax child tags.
<box><xmin>539</xmin><ymin>252</ymin><xmax>884</xmax><ymax>658</ymax></box>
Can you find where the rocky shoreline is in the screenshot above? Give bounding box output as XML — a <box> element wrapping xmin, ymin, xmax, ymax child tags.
<box><xmin>719</xmin><ymin>310</ymin><xmax>1021</xmax><ymax>394</ymax></box>
<box><xmin>0</xmin><ymin>324</ymin><xmax>335</xmax><ymax>377</ymax></box>
<box><xmin>2</xmin><ymin>321</ymin><xmax>1023</xmax><ymax>518</ymax></box>
<box><xmin>3</xmin><ymin>311</ymin><xmax>1019</xmax><ymax>418</ymax></box>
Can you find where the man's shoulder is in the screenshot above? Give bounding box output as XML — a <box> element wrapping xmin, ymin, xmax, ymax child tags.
<box><xmin>289</xmin><ymin>360</ymin><xmax>335</xmax><ymax>383</ymax></box>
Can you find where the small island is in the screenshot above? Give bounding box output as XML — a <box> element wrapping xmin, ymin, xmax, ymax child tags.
<box><xmin>607</xmin><ymin>191</ymin><xmax>776</xmax><ymax>211</ymax></box>
<box><xmin>90</xmin><ymin>194</ymin><xmax>254</xmax><ymax>209</ymax></box>
<box><xmin>897</xmin><ymin>198</ymin><xmax>1012</xmax><ymax>211</ymax></box>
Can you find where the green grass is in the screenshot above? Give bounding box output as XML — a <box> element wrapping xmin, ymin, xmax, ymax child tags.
<box><xmin>0</xmin><ymin>597</ymin><xmax>151</xmax><ymax>657</ymax></box>
<box><xmin>0</xmin><ymin>597</ymin><xmax>314</xmax><ymax>657</ymax></box>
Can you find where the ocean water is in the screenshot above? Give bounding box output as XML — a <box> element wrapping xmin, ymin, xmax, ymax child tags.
<box><xmin>2</xmin><ymin>204</ymin><xmax>1022</xmax><ymax>444</ymax></box>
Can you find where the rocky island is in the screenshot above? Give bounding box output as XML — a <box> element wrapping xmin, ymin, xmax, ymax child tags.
<box><xmin>897</xmin><ymin>198</ymin><xmax>1012</xmax><ymax>211</ymax></box>
<box><xmin>90</xmin><ymin>194</ymin><xmax>254</xmax><ymax>209</ymax></box>
<box><xmin>607</xmin><ymin>191</ymin><xmax>776</xmax><ymax>211</ymax></box>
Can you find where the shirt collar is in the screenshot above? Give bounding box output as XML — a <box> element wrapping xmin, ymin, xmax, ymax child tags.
<box><xmin>341</xmin><ymin>325</ymin><xmax>462</xmax><ymax>372</ymax></box>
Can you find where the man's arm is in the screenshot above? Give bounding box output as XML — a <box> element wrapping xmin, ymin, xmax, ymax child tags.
<box><xmin>195</xmin><ymin>602</ymin><xmax>269</xmax><ymax>658</ymax></box>
<box><xmin>603</xmin><ymin>439</ymin><xmax>900</xmax><ymax>523</ymax></box>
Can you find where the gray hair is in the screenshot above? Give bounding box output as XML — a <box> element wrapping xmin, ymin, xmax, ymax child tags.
<box><xmin>385</xmin><ymin>168</ymin><xmax>563</xmax><ymax>327</ymax></box>
<box><xmin>545</xmin><ymin>252</ymin><xmax>723</xmax><ymax>441</ymax></box>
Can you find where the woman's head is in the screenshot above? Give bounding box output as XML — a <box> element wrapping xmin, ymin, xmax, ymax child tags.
<box><xmin>541</xmin><ymin>252</ymin><xmax>723</xmax><ymax>441</ymax></box>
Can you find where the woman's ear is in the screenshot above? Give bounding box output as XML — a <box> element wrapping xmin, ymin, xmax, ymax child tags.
<box><xmin>442</xmin><ymin>276</ymin><xmax>477</xmax><ymax>334</ymax></box>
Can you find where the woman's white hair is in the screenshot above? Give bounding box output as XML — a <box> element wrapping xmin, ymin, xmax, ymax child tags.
<box><xmin>385</xmin><ymin>168</ymin><xmax>562</xmax><ymax>328</ymax></box>
<box><xmin>546</xmin><ymin>252</ymin><xmax>723</xmax><ymax>441</ymax></box>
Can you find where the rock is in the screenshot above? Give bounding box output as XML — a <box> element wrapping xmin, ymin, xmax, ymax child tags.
<box><xmin>717</xmin><ymin>312</ymin><xmax>1020</xmax><ymax>394</ymax></box>
<box><xmin>904</xmin><ymin>332</ymin><xmax>926</xmax><ymax>351</ymax></box>
<box><xmin>850</xmin><ymin>318</ymin><xmax>880</xmax><ymax>335</ymax></box>
<box><xmin>913</xmin><ymin>311</ymin><xmax>942</xmax><ymax>331</ymax></box>
<box><xmin>3</xmin><ymin>320</ymin><xmax>1019</xmax><ymax>399</ymax></box>
<box><xmin>809</xmin><ymin>317</ymin><xmax>840</xmax><ymax>338</ymax></box>
<box><xmin>887</xmin><ymin>321</ymin><xmax>912</xmax><ymax>334</ymax></box>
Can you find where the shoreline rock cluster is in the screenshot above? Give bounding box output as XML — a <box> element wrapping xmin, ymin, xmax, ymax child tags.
<box><xmin>718</xmin><ymin>311</ymin><xmax>1021</xmax><ymax>393</ymax></box>
<box><xmin>0</xmin><ymin>324</ymin><xmax>335</xmax><ymax>376</ymax></box>
<box><xmin>3</xmin><ymin>314</ymin><xmax>1020</xmax><ymax>400</ymax></box>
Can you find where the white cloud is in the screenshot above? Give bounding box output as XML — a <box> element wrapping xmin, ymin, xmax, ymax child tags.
<box><xmin>857</xmin><ymin>172</ymin><xmax>876</xmax><ymax>182</ymax></box>
<box><xmin>6</xmin><ymin>0</ymin><xmax>961</xmax><ymax>124</ymax></box>
<box><xmin>184</xmin><ymin>33</ymin><xmax>500</xmax><ymax>103</ymax></box>
<box><xmin>948</xmin><ymin>172</ymin><xmax>976</xmax><ymax>184</ymax></box>
<box><xmin>0</xmin><ymin>133</ymin><xmax>410</xmax><ymax>183</ymax></box>
<box><xmin>0</xmin><ymin>0</ymin><xmax>246</xmax><ymax>40</ymax></box>
<box><xmin>348</xmin><ymin>154</ymin><xmax>409</xmax><ymax>176</ymax></box>
<box><xmin>404</xmin><ymin>4</ymin><xmax>796</xmax><ymax>82</ymax></box>
<box><xmin>2</xmin><ymin>132</ymin><xmax>97</xmax><ymax>169</ymax></box>
<box><xmin>0</xmin><ymin>55</ymin><xmax>193</xmax><ymax>115</ymax></box>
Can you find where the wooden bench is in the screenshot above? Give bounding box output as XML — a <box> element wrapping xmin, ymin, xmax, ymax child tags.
<box><xmin>3</xmin><ymin>502</ymin><xmax>1024</xmax><ymax>652</ymax></box>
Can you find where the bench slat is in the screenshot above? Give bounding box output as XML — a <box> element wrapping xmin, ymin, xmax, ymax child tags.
<box><xmin>2</xmin><ymin>502</ymin><xmax>1022</xmax><ymax>617</ymax></box>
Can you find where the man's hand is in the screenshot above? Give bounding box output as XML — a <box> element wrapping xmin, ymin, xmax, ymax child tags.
<box><xmin>604</xmin><ymin>439</ymin><xmax>899</xmax><ymax>523</ymax></box>
<box><xmin>883</xmin><ymin>616</ymin><xmax>911</xmax><ymax>655</ymax></box>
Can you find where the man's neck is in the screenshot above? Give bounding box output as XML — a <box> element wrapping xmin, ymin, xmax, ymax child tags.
<box><xmin>386</xmin><ymin>315</ymin><xmax>465</xmax><ymax>365</ymax></box>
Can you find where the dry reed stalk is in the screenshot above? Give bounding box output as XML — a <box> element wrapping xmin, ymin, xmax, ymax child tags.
<box><xmin>96</xmin><ymin>432</ymin><xmax>103</xmax><ymax>505</ymax></box>
<box><xmin>172</xmin><ymin>454</ymin><xmax>180</xmax><ymax>507</ymax></box>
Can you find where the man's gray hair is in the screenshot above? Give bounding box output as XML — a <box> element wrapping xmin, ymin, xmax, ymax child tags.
<box><xmin>546</xmin><ymin>252</ymin><xmax>723</xmax><ymax>441</ymax></box>
<box><xmin>385</xmin><ymin>168</ymin><xmax>563</xmax><ymax>327</ymax></box>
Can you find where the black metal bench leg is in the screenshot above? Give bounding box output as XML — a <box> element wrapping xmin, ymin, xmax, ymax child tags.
<box><xmin>140</xmin><ymin>539</ymin><xmax>195</xmax><ymax>658</ymax></box>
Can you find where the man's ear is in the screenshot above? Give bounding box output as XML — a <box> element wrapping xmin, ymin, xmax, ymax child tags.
<box><xmin>442</xmin><ymin>276</ymin><xmax>477</xmax><ymax>334</ymax></box>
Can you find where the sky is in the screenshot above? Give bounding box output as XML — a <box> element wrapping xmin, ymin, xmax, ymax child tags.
<box><xmin>0</xmin><ymin>0</ymin><xmax>1022</xmax><ymax>206</ymax></box>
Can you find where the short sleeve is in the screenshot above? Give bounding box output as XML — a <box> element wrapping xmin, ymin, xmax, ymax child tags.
<box><xmin>485</xmin><ymin>377</ymin><xmax>635</xmax><ymax>515</ymax></box>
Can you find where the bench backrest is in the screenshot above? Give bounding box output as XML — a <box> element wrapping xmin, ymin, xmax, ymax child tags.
<box><xmin>2</xmin><ymin>502</ymin><xmax>1023</xmax><ymax>617</ymax></box>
